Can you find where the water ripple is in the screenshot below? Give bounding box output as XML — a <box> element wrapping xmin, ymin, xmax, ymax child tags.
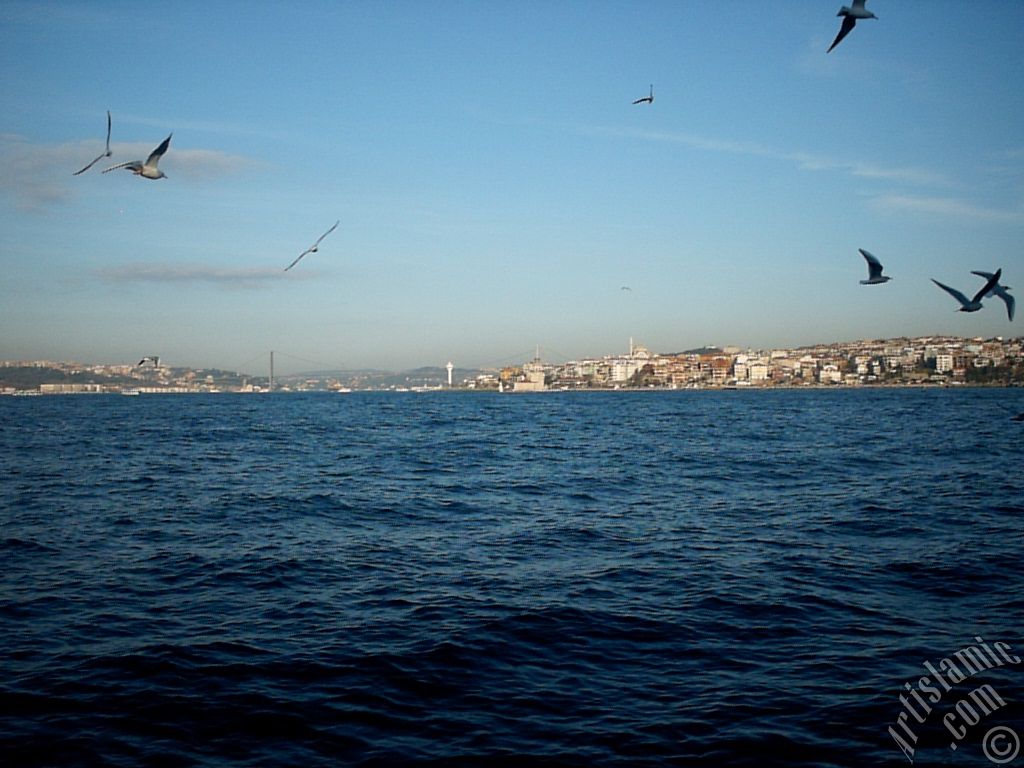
<box><xmin>1</xmin><ymin>389</ymin><xmax>1022</xmax><ymax>766</ymax></box>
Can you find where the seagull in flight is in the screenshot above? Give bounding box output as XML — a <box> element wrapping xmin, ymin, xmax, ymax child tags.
<box><xmin>971</xmin><ymin>270</ymin><xmax>1014</xmax><ymax>322</ymax></box>
<box><xmin>858</xmin><ymin>248</ymin><xmax>891</xmax><ymax>285</ymax></box>
<box><xmin>931</xmin><ymin>269</ymin><xmax>1002</xmax><ymax>313</ymax></box>
<box><xmin>137</xmin><ymin>356</ymin><xmax>160</xmax><ymax>368</ymax></box>
<box><xmin>827</xmin><ymin>0</ymin><xmax>876</xmax><ymax>53</ymax></box>
<box><xmin>284</xmin><ymin>220</ymin><xmax>339</xmax><ymax>272</ymax></box>
<box><xmin>632</xmin><ymin>85</ymin><xmax>654</xmax><ymax>105</ymax></box>
<box><xmin>103</xmin><ymin>134</ymin><xmax>172</xmax><ymax>179</ymax></box>
<box><xmin>73</xmin><ymin>111</ymin><xmax>113</xmax><ymax>175</ymax></box>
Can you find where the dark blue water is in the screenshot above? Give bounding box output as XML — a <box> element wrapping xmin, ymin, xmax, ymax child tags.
<box><xmin>2</xmin><ymin>390</ymin><xmax>1022</xmax><ymax>767</ymax></box>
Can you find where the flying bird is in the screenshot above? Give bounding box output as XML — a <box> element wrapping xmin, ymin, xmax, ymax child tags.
<box><xmin>284</xmin><ymin>220</ymin><xmax>339</xmax><ymax>272</ymax></box>
<box><xmin>971</xmin><ymin>270</ymin><xmax>1014</xmax><ymax>322</ymax></box>
<box><xmin>632</xmin><ymin>85</ymin><xmax>654</xmax><ymax>105</ymax></box>
<box><xmin>827</xmin><ymin>0</ymin><xmax>876</xmax><ymax>53</ymax></box>
<box><xmin>858</xmin><ymin>248</ymin><xmax>891</xmax><ymax>285</ymax></box>
<box><xmin>137</xmin><ymin>356</ymin><xmax>160</xmax><ymax>367</ymax></box>
<box><xmin>931</xmin><ymin>269</ymin><xmax>1002</xmax><ymax>313</ymax></box>
<box><xmin>73</xmin><ymin>111</ymin><xmax>113</xmax><ymax>175</ymax></box>
<box><xmin>103</xmin><ymin>134</ymin><xmax>172</xmax><ymax>179</ymax></box>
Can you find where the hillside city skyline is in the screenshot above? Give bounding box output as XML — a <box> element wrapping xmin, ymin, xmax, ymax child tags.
<box><xmin>4</xmin><ymin>333</ymin><xmax>1022</xmax><ymax>394</ymax></box>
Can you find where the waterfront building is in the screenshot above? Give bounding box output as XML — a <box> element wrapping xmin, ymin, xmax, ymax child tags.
<box><xmin>513</xmin><ymin>358</ymin><xmax>547</xmax><ymax>392</ymax></box>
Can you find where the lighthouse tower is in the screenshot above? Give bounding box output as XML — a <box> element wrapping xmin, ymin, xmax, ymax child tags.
<box><xmin>446</xmin><ymin>361</ymin><xmax>454</xmax><ymax>388</ymax></box>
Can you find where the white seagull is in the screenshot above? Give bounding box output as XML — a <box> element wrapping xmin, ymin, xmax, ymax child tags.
<box><xmin>858</xmin><ymin>248</ymin><xmax>891</xmax><ymax>285</ymax></box>
<box><xmin>103</xmin><ymin>134</ymin><xmax>172</xmax><ymax>179</ymax></box>
<box><xmin>971</xmin><ymin>270</ymin><xmax>1014</xmax><ymax>322</ymax></box>
<box><xmin>137</xmin><ymin>356</ymin><xmax>160</xmax><ymax>368</ymax></box>
<box><xmin>931</xmin><ymin>269</ymin><xmax>1002</xmax><ymax>313</ymax></box>
<box><xmin>284</xmin><ymin>220</ymin><xmax>340</xmax><ymax>272</ymax></box>
<box><xmin>632</xmin><ymin>85</ymin><xmax>654</xmax><ymax>105</ymax></box>
<box><xmin>827</xmin><ymin>0</ymin><xmax>876</xmax><ymax>53</ymax></box>
<box><xmin>73</xmin><ymin>111</ymin><xmax>113</xmax><ymax>175</ymax></box>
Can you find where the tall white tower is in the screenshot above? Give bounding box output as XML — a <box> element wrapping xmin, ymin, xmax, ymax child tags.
<box><xmin>446</xmin><ymin>361</ymin><xmax>454</xmax><ymax>388</ymax></box>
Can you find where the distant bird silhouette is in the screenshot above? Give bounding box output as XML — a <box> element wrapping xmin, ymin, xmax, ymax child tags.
<box><xmin>827</xmin><ymin>0</ymin><xmax>876</xmax><ymax>53</ymax></box>
<box><xmin>284</xmin><ymin>220</ymin><xmax>339</xmax><ymax>272</ymax></box>
<box><xmin>621</xmin><ymin>286</ymin><xmax>632</xmax><ymax>292</ymax></box>
<box><xmin>931</xmin><ymin>269</ymin><xmax>1002</xmax><ymax>313</ymax></box>
<box><xmin>971</xmin><ymin>270</ymin><xmax>1014</xmax><ymax>322</ymax></box>
<box><xmin>858</xmin><ymin>248</ymin><xmax>891</xmax><ymax>285</ymax></box>
<box><xmin>103</xmin><ymin>134</ymin><xmax>171</xmax><ymax>179</ymax></box>
<box><xmin>73</xmin><ymin>111</ymin><xmax>113</xmax><ymax>175</ymax></box>
<box><xmin>632</xmin><ymin>85</ymin><xmax>654</xmax><ymax>105</ymax></box>
<box><xmin>137</xmin><ymin>356</ymin><xmax>160</xmax><ymax>367</ymax></box>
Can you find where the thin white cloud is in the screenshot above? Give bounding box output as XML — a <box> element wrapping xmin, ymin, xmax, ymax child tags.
<box><xmin>77</xmin><ymin>140</ymin><xmax>253</xmax><ymax>181</ymax></box>
<box><xmin>592</xmin><ymin>125</ymin><xmax>951</xmax><ymax>188</ymax></box>
<box><xmin>870</xmin><ymin>194</ymin><xmax>1024</xmax><ymax>223</ymax></box>
<box><xmin>95</xmin><ymin>263</ymin><xmax>309</xmax><ymax>289</ymax></box>
<box><xmin>840</xmin><ymin>161</ymin><xmax>949</xmax><ymax>188</ymax></box>
<box><xmin>585</xmin><ymin>123</ymin><xmax>1024</xmax><ymax>225</ymax></box>
<box><xmin>0</xmin><ymin>133</ymin><xmax>77</xmax><ymax>211</ymax></box>
<box><xmin>0</xmin><ymin>134</ymin><xmax>253</xmax><ymax>212</ymax></box>
<box><xmin>159</xmin><ymin>146</ymin><xmax>254</xmax><ymax>180</ymax></box>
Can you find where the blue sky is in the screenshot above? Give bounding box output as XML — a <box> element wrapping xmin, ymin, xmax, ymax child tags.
<box><xmin>2</xmin><ymin>1</ymin><xmax>1022</xmax><ymax>374</ymax></box>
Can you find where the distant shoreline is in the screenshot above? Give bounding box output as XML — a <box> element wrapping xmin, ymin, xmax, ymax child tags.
<box><xmin>4</xmin><ymin>381</ymin><xmax>1022</xmax><ymax>397</ymax></box>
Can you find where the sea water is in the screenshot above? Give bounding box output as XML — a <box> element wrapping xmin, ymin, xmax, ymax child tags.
<box><xmin>2</xmin><ymin>389</ymin><xmax>1022</xmax><ymax>766</ymax></box>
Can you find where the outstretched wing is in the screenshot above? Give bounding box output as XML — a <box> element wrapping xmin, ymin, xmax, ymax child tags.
<box><xmin>931</xmin><ymin>279</ymin><xmax>970</xmax><ymax>307</ymax></box>
<box><xmin>827</xmin><ymin>15</ymin><xmax>856</xmax><ymax>53</ymax></box>
<box><xmin>145</xmin><ymin>134</ymin><xmax>172</xmax><ymax>168</ymax></box>
<box><xmin>73</xmin><ymin>111</ymin><xmax>114</xmax><ymax>175</ymax></box>
<box><xmin>859</xmin><ymin>249</ymin><xmax>884</xmax><ymax>279</ymax></box>
<box><xmin>971</xmin><ymin>269</ymin><xmax>1001</xmax><ymax>304</ymax></box>
<box><xmin>73</xmin><ymin>153</ymin><xmax>106</xmax><ymax>176</ymax></box>
<box><xmin>103</xmin><ymin>160</ymin><xmax>142</xmax><ymax>174</ymax></box>
<box><xmin>1003</xmin><ymin>292</ymin><xmax>1016</xmax><ymax>322</ymax></box>
<box><xmin>283</xmin><ymin>248</ymin><xmax>313</xmax><ymax>272</ymax></box>
<box><xmin>312</xmin><ymin>220</ymin><xmax>340</xmax><ymax>248</ymax></box>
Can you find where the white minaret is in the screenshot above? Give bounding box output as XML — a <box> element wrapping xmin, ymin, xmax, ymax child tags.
<box><xmin>446</xmin><ymin>361</ymin><xmax>454</xmax><ymax>388</ymax></box>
